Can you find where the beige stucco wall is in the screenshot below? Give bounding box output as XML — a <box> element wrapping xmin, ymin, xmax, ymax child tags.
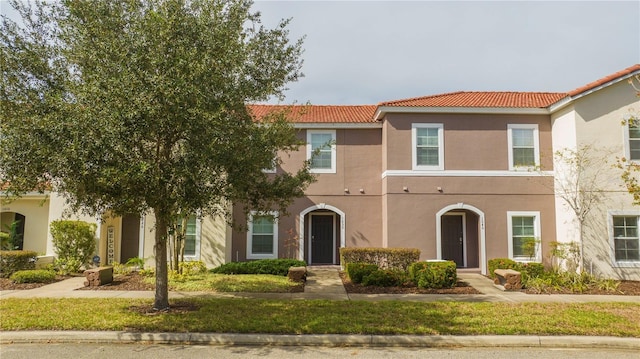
<box><xmin>136</xmin><ymin>212</ymin><xmax>230</xmax><ymax>269</ymax></box>
<box><xmin>0</xmin><ymin>195</ymin><xmax>50</xmax><ymax>254</ymax></box>
<box><xmin>561</xmin><ymin>80</ymin><xmax>640</xmax><ymax>280</ymax></box>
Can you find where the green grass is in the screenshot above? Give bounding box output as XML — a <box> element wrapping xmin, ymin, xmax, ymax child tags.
<box><xmin>161</xmin><ymin>273</ymin><xmax>300</xmax><ymax>292</ymax></box>
<box><xmin>1</xmin><ymin>299</ymin><xmax>639</xmax><ymax>337</ymax></box>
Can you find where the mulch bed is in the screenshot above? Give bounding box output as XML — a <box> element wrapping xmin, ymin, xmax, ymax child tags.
<box><xmin>522</xmin><ymin>280</ymin><xmax>640</xmax><ymax>295</ymax></box>
<box><xmin>0</xmin><ymin>275</ymin><xmax>69</xmax><ymax>290</ymax></box>
<box><xmin>339</xmin><ymin>271</ymin><xmax>481</xmax><ymax>294</ymax></box>
<box><xmin>3</xmin><ymin>271</ymin><xmax>639</xmax><ymax>296</ymax></box>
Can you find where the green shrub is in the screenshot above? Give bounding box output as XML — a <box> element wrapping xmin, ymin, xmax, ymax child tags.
<box><xmin>487</xmin><ymin>258</ymin><xmax>519</xmax><ymax>278</ymax></box>
<box><xmin>210</xmin><ymin>259</ymin><xmax>306</xmax><ymax>276</ymax></box>
<box><xmin>361</xmin><ymin>268</ymin><xmax>410</xmax><ymax>287</ymax></box>
<box><xmin>0</xmin><ymin>232</ymin><xmax>11</xmax><ymax>250</ymax></box>
<box><xmin>518</xmin><ymin>262</ymin><xmax>545</xmax><ymax>282</ymax></box>
<box><xmin>0</xmin><ymin>250</ymin><xmax>37</xmax><ymax>278</ymax></box>
<box><xmin>340</xmin><ymin>247</ymin><xmax>420</xmax><ymax>271</ymax></box>
<box><xmin>409</xmin><ymin>261</ymin><xmax>457</xmax><ymax>289</ymax></box>
<box><xmin>345</xmin><ymin>262</ymin><xmax>379</xmax><ymax>284</ymax></box>
<box><xmin>9</xmin><ymin>269</ymin><xmax>56</xmax><ymax>283</ymax></box>
<box><xmin>50</xmin><ymin>220</ymin><xmax>97</xmax><ymax>274</ymax></box>
<box><xmin>179</xmin><ymin>261</ymin><xmax>207</xmax><ymax>276</ymax></box>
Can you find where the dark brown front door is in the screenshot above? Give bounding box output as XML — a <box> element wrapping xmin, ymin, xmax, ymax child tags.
<box><xmin>442</xmin><ymin>214</ymin><xmax>464</xmax><ymax>267</ymax></box>
<box><xmin>121</xmin><ymin>214</ymin><xmax>140</xmax><ymax>263</ymax></box>
<box><xmin>311</xmin><ymin>215</ymin><xmax>334</xmax><ymax>264</ymax></box>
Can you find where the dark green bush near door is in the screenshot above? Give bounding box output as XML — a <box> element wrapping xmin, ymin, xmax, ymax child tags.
<box><xmin>409</xmin><ymin>261</ymin><xmax>457</xmax><ymax>289</ymax></box>
<box><xmin>361</xmin><ymin>268</ymin><xmax>410</xmax><ymax>287</ymax></box>
<box><xmin>210</xmin><ymin>259</ymin><xmax>306</xmax><ymax>276</ymax></box>
<box><xmin>0</xmin><ymin>250</ymin><xmax>37</xmax><ymax>278</ymax></box>
<box><xmin>345</xmin><ymin>262</ymin><xmax>378</xmax><ymax>284</ymax></box>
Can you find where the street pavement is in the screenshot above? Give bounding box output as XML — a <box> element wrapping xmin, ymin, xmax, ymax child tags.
<box><xmin>1</xmin><ymin>268</ymin><xmax>639</xmax><ymax>349</ymax></box>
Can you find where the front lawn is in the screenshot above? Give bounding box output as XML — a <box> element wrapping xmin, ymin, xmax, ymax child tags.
<box><xmin>1</xmin><ymin>298</ymin><xmax>639</xmax><ymax>337</ymax></box>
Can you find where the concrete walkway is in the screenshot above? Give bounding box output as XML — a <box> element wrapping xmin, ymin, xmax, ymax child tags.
<box><xmin>1</xmin><ymin>268</ymin><xmax>639</xmax><ymax>303</ymax></box>
<box><xmin>1</xmin><ymin>267</ymin><xmax>640</xmax><ymax>349</ymax></box>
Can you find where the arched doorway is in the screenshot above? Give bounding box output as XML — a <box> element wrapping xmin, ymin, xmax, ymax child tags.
<box><xmin>299</xmin><ymin>203</ymin><xmax>345</xmax><ymax>265</ymax></box>
<box><xmin>436</xmin><ymin>203</ymin><xmax>486</xmax><ymax>274</ymax></box>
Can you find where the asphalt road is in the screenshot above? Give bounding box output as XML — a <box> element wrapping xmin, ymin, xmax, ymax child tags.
<box><xmin>2</xmin><ymin>344</ymin><xmax>640</xmax><ymax>359</ymax></box>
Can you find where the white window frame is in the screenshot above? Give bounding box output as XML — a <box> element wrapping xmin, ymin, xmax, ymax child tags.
<box><xmin>608</xmin><ymin>211</ymin><xmax>640</xmax><ymax>267</ymax></box>
<box><xmin>247</xmin><ymin>211</ymin><xmax>279</xmax><ymax>259</ymax></box>
<box><xmin>262</xmin><ymin>155</ymin><xmax>277</xmax><ymax>174</ymax></box>
<box><xmin>307</xmin><ymin>130</ymin><xmax>336</xmax><ymax>174</ymax></box>
<box><xmin>507</xmin><ymin>124</ymin><xmax>540</xmax><ymax>171</ymax></box>
<box><xmin>507</xmin><ymin>211</ymin><xmax>541</xmax><ymax>262</ymax></box>
<box><xmin>623</xmin><ymin>121</ymin><xmax>640</xmax><ymax>162</ymax></box>
<box><xmin>183</xmin><ymin>216</ymin><xmax>201</xmax><ymax>260</ymax></box>
<box><xmin>412</xmin><ymin>123</ymin><xmax>444</xmax><ymax>171</ymax></box>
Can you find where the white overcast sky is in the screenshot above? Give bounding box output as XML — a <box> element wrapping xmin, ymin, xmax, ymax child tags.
<box><xmin>253</xmin><ymin>0</ymin><xmax>640</xmax><ymax>105</ymax></box>
<box><xmin>1</xmin><ymin>1</ymin><xmax>638</xmax><ymax>105</ymax></box>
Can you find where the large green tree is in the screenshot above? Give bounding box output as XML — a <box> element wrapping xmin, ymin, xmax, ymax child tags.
<box><xmin>0</xmin><ymin>0</ymin><xmax>314</xmax><ymax>310</ymax></box>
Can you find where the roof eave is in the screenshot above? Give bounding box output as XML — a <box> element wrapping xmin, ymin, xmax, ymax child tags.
<box><xmin>374</xmin><ymin>106</ymin><xmax>550</xmax><ymax>119</ymax></box>
<box><xmin>293</xmin><ymin>122</ymin><xmax>382</xmax><ymax>129</ymax></box>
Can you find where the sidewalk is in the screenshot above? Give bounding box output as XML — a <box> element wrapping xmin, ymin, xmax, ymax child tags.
<box><xmin>2</xmin><ymin>268</ymin><xmax>640</xmax><ymax>349</ymax></box>
<box><xmin>1</xmin><ymin>267</ymin><xmax>638</xmax><ymax>303</ymax></box>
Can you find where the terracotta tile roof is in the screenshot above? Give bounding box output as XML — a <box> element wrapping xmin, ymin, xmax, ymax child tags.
<box><xmin>379</xmin><ymin>91</ymin><xmax>568</xmax><ymax>108</ymax></box>
<box><xmin>248</xmin><ymin>104</ymin><xmax>377</xmax><ymax>123</ymax></box>
<box><xmin>568</xmin><ymin>64</ymin><xmax>640</xmax><ymax>96</ymax></box>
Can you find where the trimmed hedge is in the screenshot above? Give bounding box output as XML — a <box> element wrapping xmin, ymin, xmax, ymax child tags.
<box><xmin>345</xmin><ymin>262</ymin><xmax>378</xmax><ymax>284</ymax></box>
<box><xmin>361</xmin><ymin>268</ymin><xmax>410</xmax><ymax>287</ymax></box>
<box><xmin>340</xmin><ymin>247</ymin><xmax>420</xmax><ymax>271</ymax></box>
<box><xmin>408</xmin><ymin>261</ymin><xmax>457</xmax><ymax>289</ymax></box>
<box><xmin>211</xmin><ymin>259</ymin><xmax>306</xmax><ymax>276</ymax></box>
<box><xmin>0</xmin><ymin>250</ymin><xmax>37</xmax><ymax>278</ymax></box>
<box><xmin>10</xmin><ymin>269</ymin><xmax>56</xmax><ymax>284</ymax></box>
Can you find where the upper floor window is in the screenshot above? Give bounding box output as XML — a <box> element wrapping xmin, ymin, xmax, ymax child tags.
<box><xmin>627</xmin><ymin>122</ymin><xmax>640</xmax><ymax>161</ymax></box>
<box><xmin>307</xmin><ymin>130</ymin><xmax>336</xmax><ymax>173</ymax></box>
<box><xmin>247</xmin><ymin>211</ymin><xmax>279</xmax><ymax>259</ymax></box>
<box><xmin>610</xmin><ymin>214</ymin><xmax>640</xmax><ymax>265</ymax></box>
<box><xmin>507</xmin><ymin>211</ymin><xmax>541</xmax><ymax>262</ymax></box>
<box><xmin>507</xmin><ymin>124</ymin><xmax>539</xmax><ymax>170</ymax></box>
<box><xmin>412</xmin><ymin>123</ymin><xmax>444</xmax><ymax>170</ymax></box>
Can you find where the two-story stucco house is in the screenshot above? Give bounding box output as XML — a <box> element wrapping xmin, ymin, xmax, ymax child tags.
<box><xmin>234</xmin><ymin>93</ymin><xmax>563</xmax><ymax>275</ymax></box>
<box><xmin>3</xmin><ymin>64</ymin><xmax>639</xmax><ymax>279</ymax></box>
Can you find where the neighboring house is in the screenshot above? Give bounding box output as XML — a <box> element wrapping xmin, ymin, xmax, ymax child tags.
<box><xmin>3</xmin><ymin>65</ymin><xmax>640</xmax><ymax>279</ymax></box>
<box><xmin>1</xmin><ymin>194</ymin><xmax>231</xmax><ymax>269</ymax></box>
<box><xmin>551</xmin><ymin>64</ymin><xmax>640</xmax><ymax>280</ymax></box>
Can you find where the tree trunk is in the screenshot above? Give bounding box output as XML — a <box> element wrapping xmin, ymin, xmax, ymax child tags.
<box><xmin>153</xmin><ymin>212</ymin><xmax>170</xmax><ymax>311</ymax></box>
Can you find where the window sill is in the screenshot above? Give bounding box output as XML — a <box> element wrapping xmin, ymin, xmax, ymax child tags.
<box><xmin>612</xmin><ymin>261</ymin><xmax>640</xmax><ymax>268</ymax></box>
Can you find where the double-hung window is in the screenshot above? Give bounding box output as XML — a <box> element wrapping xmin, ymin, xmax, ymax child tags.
<box><xmin>610</xmin><ymin>214</ymin><xmax>640</xmax><ymax>265</ymax></box>
<box><xmin>507</xmin><ymin>211</ymin><xmax>541</xmax><ymax>262</ymax></box>
<box><xmin>175</xmin><ymin>215</ymin><xmax>200</xmax><ymax>258</ymax></box>
<box><xmin>507</xmin><ymin>124</ymin><xmax>539</xmax><ymax>170</ymax></box>
<box><xmin>183</xmin><ymin>216</ymin><xmax>198</xmax><ymax>257</ymax></box>
<box><xmin>412</xmin><ymin>123</ymin><xmax>444</xmax><ymax>170</ymax></box>
<box><xmin>247</xmin><ymin>211</ymin><xmax>278</xmax><ymax>259</ymax></box>
<box><xmin>627</xmin><ymin>122</ymin><xmax>640</xmax><ymax>161</ymax></box>
<box><xmin>307</xmin><ymin>130</ymin><xmax>336</xmax><ymax>173</ymax></box>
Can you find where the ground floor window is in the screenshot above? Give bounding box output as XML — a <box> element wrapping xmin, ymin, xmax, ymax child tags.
<box><xmin>507</xmin><ymin>211</ymin><xmax>541</xmax><ymax>262</ymax></box>
<box><xmin>183</xmin><ymin>216</ymin><xmax>198</xmax><ymax>257</ymax></box>
<box><xmin>611</xmin><ymin>215</ymin><xmax>640</xmax><ymax>263</ymax></box>
<box><xmin>247</xmin><ymin>211</ymin><xmax>278</xmax><ymax>259</ymax></box>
